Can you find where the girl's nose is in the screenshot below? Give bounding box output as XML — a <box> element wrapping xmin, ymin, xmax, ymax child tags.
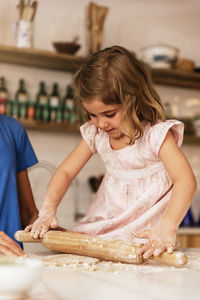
<box><xmin>97</xmin><ymin>117</ymin><xmax>108</xmax><ymax>129</ymax></box>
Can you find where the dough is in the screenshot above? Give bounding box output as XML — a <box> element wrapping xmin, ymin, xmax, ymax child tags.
<box><xmin>42</xmin><ymin>254</ymin><xmax>100</xmax><ymax>267</ymax></box>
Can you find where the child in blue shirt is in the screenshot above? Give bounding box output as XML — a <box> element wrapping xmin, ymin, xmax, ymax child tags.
<box><xmin>0</xmin><ymin>114</ymin><xmax>38</xmax><ymax>256</ymax></box>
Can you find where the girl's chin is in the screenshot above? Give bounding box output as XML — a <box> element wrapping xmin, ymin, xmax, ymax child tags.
<box><xmin>107</xmin><ymin>130</ymin><xmax>124</xmax><ymax>139</ymax></box>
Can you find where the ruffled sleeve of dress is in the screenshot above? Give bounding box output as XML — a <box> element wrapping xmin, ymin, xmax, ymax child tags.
<box><xmin>80</xmin><ymin>122</ymin><xmax>98</xmax><ymax>153</ymax></box>
<box><xmin>146</xmin><ymin>119</ymin><xmax>184</xmax><ymax>156</ymax></box>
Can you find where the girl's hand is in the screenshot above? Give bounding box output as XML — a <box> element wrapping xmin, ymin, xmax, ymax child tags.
<box><xmin>25</xmin><ymin>202</ymin><xmax>58</xmax><ymax>239</ymax></box>
<box><xmin>135</xmin><ymin>219</ymin><xmax>177</xmax><ymax>259</ymax></box>
<box><xmin>24</xmin><ymin>214</ymin><xmax>58</xmax><ymax>239</ymax></box>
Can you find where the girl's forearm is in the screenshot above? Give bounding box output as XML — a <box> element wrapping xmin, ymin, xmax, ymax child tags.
<box><xmin>161</xmin><ymin>178</ymin><xmax>197</xmax><ymax>230</ymax></box>
<box><xmin>39</xmin><ymin>168</ymin><xmax>72</xmax><ymax>217</ymax></box>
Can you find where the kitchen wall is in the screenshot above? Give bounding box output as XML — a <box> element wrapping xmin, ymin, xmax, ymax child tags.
<box><xmin>0</xmin><ymin>0</ymin><xmax>200</xmax><ymax>227</ymax></box>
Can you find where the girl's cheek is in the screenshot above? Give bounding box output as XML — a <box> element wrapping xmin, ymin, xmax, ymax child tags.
<box><xmin>90</xmin><ymin>118</ymin><xmax>96</xmax><ymax>126</ymax></box>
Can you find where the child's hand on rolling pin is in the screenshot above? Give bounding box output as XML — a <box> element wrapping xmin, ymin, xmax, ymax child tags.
<box><xmin>24</xmin><ymin>203</ymin><xmax>58</xmax><ymax>239</ymax></box>
<box><xmin>135</xmin><ymin>218</ymin><xmax>177</xmax><ymax>259</ymax></box>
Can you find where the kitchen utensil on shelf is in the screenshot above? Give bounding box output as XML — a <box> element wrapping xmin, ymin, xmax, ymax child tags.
<box><xmin>53</xmin><ymin>41</ymin><xmax>81</xmax><ymax>55</ymax></box>
<box><xmin>16</xmin><ymin>0</ymin><xmax>38</xmax><ymax>22</ymax></box>
<box><xmin>15</xmin><ymin>230</ymin><xmax>188</xmax><ymax>267</ymax></box>
<box><xmin>86</xmin><ymin>2</ymin><xmax>109</xmax><ymax>54</ymax></box>
<box><xmin>140</xmin><ymin>44</ymin><xmax>179</xmax><ymax>69</ymax></box>
<box><xmin>15</xmin><ymin>0</ymin><xmax>38</xmax><ymax>48</ymax></box>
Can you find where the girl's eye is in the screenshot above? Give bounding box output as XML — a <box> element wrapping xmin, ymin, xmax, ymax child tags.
<box><xmin>105</xmin><ymin>113</ymin><xmax>116</xmax><ymax>118</ymax></box>
<box><xmin>89</xmin><ymin>113</ymin><xmax>96</xmax><ymax>118</ymax></box>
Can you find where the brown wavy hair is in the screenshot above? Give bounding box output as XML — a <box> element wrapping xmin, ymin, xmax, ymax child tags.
<box><xmin>73</xmin><ymin>45</ymin><xmax>165</xmax><ymax>144</ymax></box>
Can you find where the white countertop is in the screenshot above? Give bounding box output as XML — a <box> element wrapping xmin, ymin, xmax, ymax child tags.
<box><xmin>22</xmin><ymin>245</ymin><xmax>200</xmax><ymax>300</ymax></box>
<box><xmin>19</xmin><ymin>245</ymin><xmax>200</xmax><ymax>300</ymax></box>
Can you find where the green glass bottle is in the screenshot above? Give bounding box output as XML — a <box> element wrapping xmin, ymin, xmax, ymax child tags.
<box><xmin>35</xmin><ymin>81</ymin><xmax>48</xmax><ymax>121</ymax></box>
<box><xmin>56</xmin><ymin>102</ymin><xmax>63</xmax><ymax>123</ymax></box>
<box><xmin>6</xmin><ymin>100</ymin><xmax>13</xmax><ymax>116</ymax></box>
<box><xmin>62</xmin><ymin>85</ymin><xmax>70</xmax><ymax>124</ymax></box>
<box><xmin>15</xmin><ymin>79</ymin><xmax>28</xmax><ymax>119</ymax></box>
<box><xmin>0</xmin><ymin>77</ymin><xmax>8</xmax><ymax>115</ymax></box>
<box><xmin>63</xmin><ymin>84</ymin><xmax>77</xmax><ymax>125</ymax></box>
<box><xmin>49</xmin><ymin>83</ymin><xmax>61</xmax><ymax>122</ymax></box>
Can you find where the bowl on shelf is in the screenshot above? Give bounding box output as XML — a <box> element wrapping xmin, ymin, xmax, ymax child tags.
<box><xmin>0</xmin><ymin>256</ymin><xmax>43</xmax><ymax>300</ymax></box>
<box><xmin>140</xmin><ymin>44</ymin><xmax>179</xmax><ymax>69</ymax></box>
<box><xmin>53</xmin><ymin>41</ymin><xmax>81</xmax><ymax>55</ymax></box>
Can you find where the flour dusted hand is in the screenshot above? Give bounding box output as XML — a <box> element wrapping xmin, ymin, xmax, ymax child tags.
<box><xmin>136</xmin><ymin>219</ymin><xmax>177</xmax><ymax>259</ymax></box>
<box><xmin>25</xmin><ymin>203</ymin><xmax>58</xmax><ymax>239</ymax></box>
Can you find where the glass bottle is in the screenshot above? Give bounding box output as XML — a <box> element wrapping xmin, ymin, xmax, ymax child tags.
<box><xmin>35</xmin><ymin>81</ymin><xmax>48</xmax><ymax>121</ymax></box>
<box><xmin>0</xmin><ymin>77</ymin><xmax>8</xmax><ymax>115</ymax></box>
<box><xmin>15</xmin><ymin>79</ymin><xmax>28</xmax><ymax>119</ymax></box>
<box><xmin>6</xmin><ymin>100</ymin><xmax>13</xmax><ymax>116</ymax></box>
<box><xmin>62</xmin><ymin>85</ymin><xmax>70</xmax><ymax>124</ymax></box>
<box><xmin>49</xmin><ymin>83</ymin><xmax>61</xmax><ymax>122</ymax></box>
<box><xmin>164</xmin><ymin>101</ymin><xmax>173</xmax><ymax>119</ymax></box>
<box><xmin>63</xmin><ymin>84</ymin><xmax>76</xmax><ymax>125</ymax></box>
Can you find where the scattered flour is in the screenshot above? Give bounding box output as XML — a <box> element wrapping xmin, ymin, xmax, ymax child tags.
<box><xmin>27</xmin><ymin>249</ymin><xmax>200</xmax><ymax>274</ymax></box>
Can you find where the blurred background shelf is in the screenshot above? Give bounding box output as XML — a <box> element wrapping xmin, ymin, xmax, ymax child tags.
<box><xmin>0</xmin><ymin>44</ymin><xmax>85</xmax><ymax>73</ymax></box>
<box><xmin>20</xmin><ymin>119</ymin><xmax>200</xmax><ymax>143</ymax></box>
<box><xmin>0</xmin><ymin>45</ymin><xmax>200</xmax><ymax>88</ymax></box>
<box><xmin>183</xmin><ymin>135</ymin><xmax>200</xmax><ymax>144</ymax></box>
<box><xmin>151</xmin><ymin>68</ymin><xmax>200</xmax><ymax>89</ymax></box>
<box><xmin>177</xmin><ymin>227</ymin><xmax>200</xmax><ymax>248</ymax></box>
<box><xmin>20</xmin><ymin>119</ymin><xmax>80</xmax><ymax>133</ymax></box>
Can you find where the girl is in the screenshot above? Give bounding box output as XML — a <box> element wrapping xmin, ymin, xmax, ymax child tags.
<box><xmin>26</xmin><ymin>46</ymin><xmax>196</xmax><ymax>259</ymax></box>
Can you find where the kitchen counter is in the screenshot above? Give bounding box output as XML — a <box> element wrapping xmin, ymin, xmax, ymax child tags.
<box><xmin>23</xmin><ymin>246</ymin><xmax>200</xmax><ymax>300</ymax></box>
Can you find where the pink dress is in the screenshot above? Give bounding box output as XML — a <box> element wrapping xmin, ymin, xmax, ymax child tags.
<box><xmin>71</xmin><ymin>120</ymin><xmax>184</xmax><ymax>242</ymax></box>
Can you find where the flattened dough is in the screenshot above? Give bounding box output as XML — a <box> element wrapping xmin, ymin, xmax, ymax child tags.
<box><xmin>41</xmin><ymin>254</ymin><xmax>100</xmax><ymax>267</ymax></box>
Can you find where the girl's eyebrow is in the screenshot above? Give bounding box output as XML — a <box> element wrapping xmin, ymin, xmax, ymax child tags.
<box><xmin>84</xmin><ymin>108</ymin><xmax>118</xmax><ymax>115</ymax></box>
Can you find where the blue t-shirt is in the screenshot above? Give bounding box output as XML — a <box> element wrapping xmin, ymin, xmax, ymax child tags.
<box><xmin>0</xmin><ymin>115</ymin><xmax>38</xmax><ymax>245</ymax></box>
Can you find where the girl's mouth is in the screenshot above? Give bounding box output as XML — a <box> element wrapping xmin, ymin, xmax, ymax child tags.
<box><xmin>106</xmin><ymin>128</ymin><xmax>115</xmax><ymax>133</ymax></box>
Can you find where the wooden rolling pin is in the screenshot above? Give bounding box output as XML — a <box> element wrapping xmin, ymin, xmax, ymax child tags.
<box><xmin>15</xmin><ymin>230</ymin><xmax>188</xmax><ymax>267</ymax></box>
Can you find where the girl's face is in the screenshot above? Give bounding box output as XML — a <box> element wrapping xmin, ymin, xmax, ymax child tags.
<box><xmin>82</xmin><ymin>98</ymin><xmax>123</xmax><ymax>139</ymax></box>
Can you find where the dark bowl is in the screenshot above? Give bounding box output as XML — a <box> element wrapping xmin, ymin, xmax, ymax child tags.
<box><xmin>53</xmin><ymin>42</ymin><xmax>81</xmax><ymax>55</ymax></box>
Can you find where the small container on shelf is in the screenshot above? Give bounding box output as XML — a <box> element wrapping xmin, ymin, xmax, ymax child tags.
<box><xmin>27</xmin><ymin>101</ymin><xmax>35</xmax><ymax>120</ymax></box>
<box><xmin>53</xmin><ymin>40</ymin><xmax>81</xmax><ymax>55</ymax></box>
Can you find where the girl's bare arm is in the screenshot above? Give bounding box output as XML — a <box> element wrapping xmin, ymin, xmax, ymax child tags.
<box><xmin>26</xmin><ymin>138</ymin><xmax>93</xmax><ymax>238</ymax></box>
<box><xmin>137</xmin><ymin>131</ymin><xmax>197</xmax><ymax>258</ymax></box>
<box><xmin>158</xmin><ymin>131</ymin><xmax>197</xmax><ymax>229</ymax></box>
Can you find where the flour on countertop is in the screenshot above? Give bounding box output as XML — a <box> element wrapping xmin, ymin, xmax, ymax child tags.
<box><xmin>26</xmin><ymin>248</ymin><xmax>200</xmax><ymax>274</ymax></box>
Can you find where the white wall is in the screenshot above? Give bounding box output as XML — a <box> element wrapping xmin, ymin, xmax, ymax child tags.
<box><xmin>0</xmin><ymin>0</ymin><xmax>200</xmax><ymax>100</ymax></box>
<box><xmin>1</xmin><ymin>0</ymin><xmax>200</xmax><ymax>62</ymax></box>
<box><xmin>0</xmin><ymin>0</ymin><xmax>200</xmax><ymax>226</ymax></box>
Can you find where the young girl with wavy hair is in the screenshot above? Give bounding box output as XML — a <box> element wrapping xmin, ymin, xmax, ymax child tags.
<box><xmin>26</xmin><ymin>46</ymin><xmax>196</xmax><ymax>259</ymax></box>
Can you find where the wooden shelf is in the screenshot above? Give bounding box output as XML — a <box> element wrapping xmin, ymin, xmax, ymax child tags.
<box><xmin>1</xmin><ymin>45</ymin><xmax>200</xmax><ymax>88</ymax></box>
<box><xmin>178</xmin><ymin>227</ymin><xmax>200</xmax><ymax>235</ymax></box>
<box><xmin>177</xmin><ymin>227</ymin><xmax>200</xmax><ymax>248</ymax></box>
<box><xmin>20</xmin><ymin>119</ymin><xmax>80</xmax><ymax>133</ymax></box>
<box><xmin>184</xmin><ymin>135</ymin><xmax>200</xmax><ymax>144</ymax></box>
<box><xmin>19</xmin><ymin>119</ymin><xmax>200</xmax><ymax>143</ymax></box>
<box><xmin>0</xmin><ymin>44</ymin><xmax>85</xmax><ymax>73</ymax></box>
<box><xmin>151</xmin><ymin>68</ymin><xmax>200</xmax><ymax>89</ymax></box>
